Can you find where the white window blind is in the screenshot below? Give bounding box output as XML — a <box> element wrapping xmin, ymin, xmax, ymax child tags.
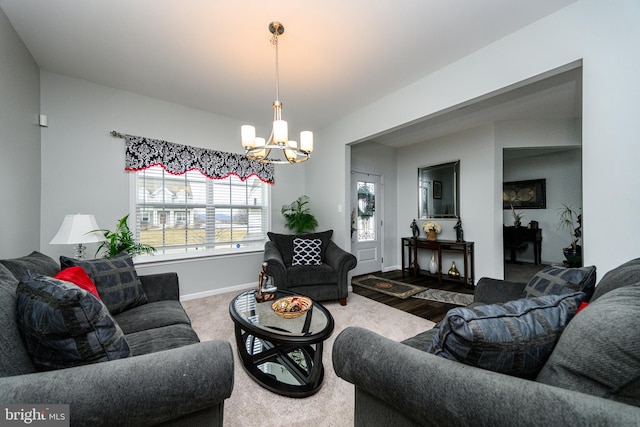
<box><xmin>134</xmin><ymin>165</ymin><xmax>268</xmax><ymax>257</ymax></box>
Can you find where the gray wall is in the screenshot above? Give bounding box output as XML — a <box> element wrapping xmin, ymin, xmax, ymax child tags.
<box><xmin>0</xmin><ymin>8</ymin><xmax>41</xmax><ymax>258</ymax></box>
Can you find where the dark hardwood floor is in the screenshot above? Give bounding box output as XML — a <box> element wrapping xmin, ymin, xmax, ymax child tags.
<box><xmin>353</xmin><ymin>263</ymin><xmax>543</xmax><ymax>322</ymax></box>
<box><xmin>351</xmin><ymin>270</ymin><xmax>474</xmax><ymax>323</ymax></box>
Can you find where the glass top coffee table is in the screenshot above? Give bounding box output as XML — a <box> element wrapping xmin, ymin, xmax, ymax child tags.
<box><xmin>229</xmin><ymin>289</ymin><xmax>334</xmax><ymax>398</ymax></box>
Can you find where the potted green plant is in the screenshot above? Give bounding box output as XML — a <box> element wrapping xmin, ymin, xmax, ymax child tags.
<box><xmin>558</xmin><ymin>202</ymin><xmax>582</xmax><ymax>266</ymax></box>
<box><xmin>281</xmin><ymin>195</ymin><xmax>318</xmax><ymax>235</ymax></box>
<box><xmin>95</xmin><ymin>214</ymin><xmax>156</xmax><ymax>258</ymax></box>
<box><xmin>510</xmin><ymin>204</ymin><xmax>524</xmax><ymax>227</ymax></box>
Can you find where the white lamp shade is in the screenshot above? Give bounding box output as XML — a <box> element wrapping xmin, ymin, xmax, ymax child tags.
<box><xmin>300</xmin><ymin>131</ymin><xmax>313</xmax><ymax>153</ymax></box>
<box><xmin>50</xmin><ymin>214</ymin><xmax>106</xmax><ymax>245</ymax></box>
<box><xmin>241</xmin><ymin>125</ymin><xmax>256</xmax><ymax>148</ymax></box>
<box><xmin>273</xmin><ymin>120</ymin><xmax>288</xmax><ymax>144</ymax></box>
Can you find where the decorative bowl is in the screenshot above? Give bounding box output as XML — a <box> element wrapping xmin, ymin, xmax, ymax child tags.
<box><xmin>271</xmin><ymin>296</ymin><xmax>312</xmax><ymax>319</ymax></box>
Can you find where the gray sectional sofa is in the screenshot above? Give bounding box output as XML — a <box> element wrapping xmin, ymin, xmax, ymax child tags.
<box><xmin>333</xmin><ymin>259</ymin><xmax>640</xmax><ymax>426</ymax></box>
<box><xmin>0</xmin><ymin>251</ymin><xmax>234</xmax><ymax>426</ymax></box>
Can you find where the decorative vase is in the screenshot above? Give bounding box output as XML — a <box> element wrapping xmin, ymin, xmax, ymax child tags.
<box><xmin>448</xmin><ymin>261</ymin><xmax>460</xmax><ymax>278</ymax></box>
<box><xmin>563</xmin><ymin>245</ymin><xmax>582</xmax><ymax>268</ymax></box>
<box><xmin>429</xmin><ymin>252</ymin><xmax>438</xmax><ymax>274</ymax></box>
<box><xmin>426</xmin><ymin>230</ymin><xmax>437</xmax><ymax>241</ymax></box>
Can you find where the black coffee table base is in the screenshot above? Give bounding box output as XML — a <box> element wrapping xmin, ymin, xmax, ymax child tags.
<box><xmin>235</xmin><ymin>328</ymin><xmax>325</xmax><ymax>398</ymax></box>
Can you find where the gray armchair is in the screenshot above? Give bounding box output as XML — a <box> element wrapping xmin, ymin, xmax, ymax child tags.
<box><xmin>264</xmin><ymin>230</ymin><xmax>357</xmax><ymax>305</ymax></box>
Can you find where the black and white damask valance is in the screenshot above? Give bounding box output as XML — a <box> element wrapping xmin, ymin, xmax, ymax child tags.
<box><xmin>122</xmin><ymin>134</ymin><xmax>275</xmax><ymax>184</ymax></box>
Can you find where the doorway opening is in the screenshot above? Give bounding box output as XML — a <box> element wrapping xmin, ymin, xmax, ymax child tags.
<box><xmin>503</xmin><ymin>146</ymin><xmax>583</xmax><ymax>282</ymax></box>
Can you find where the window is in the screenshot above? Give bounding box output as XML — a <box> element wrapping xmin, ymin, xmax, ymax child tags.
<box><xmin>133</xmin><ymin>165</ymin><xmax>269</xmax><ymax>257</ymax></box>
<box><xmin>356</xmin><ymin>180</ymin><xmax>376</xmax><ymax>242</ymax></box>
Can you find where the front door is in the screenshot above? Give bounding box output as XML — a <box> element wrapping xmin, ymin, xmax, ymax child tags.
<box><xmin>350</xmin><ymin>172</ymin><xmax>383</xmax><ymax>275</ymax></box>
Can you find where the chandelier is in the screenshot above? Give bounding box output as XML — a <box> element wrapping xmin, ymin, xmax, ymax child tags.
<box><xmin>241</xmin><ymin>21</ymin><xmax>313</xmax><ymax>164</ymax></box>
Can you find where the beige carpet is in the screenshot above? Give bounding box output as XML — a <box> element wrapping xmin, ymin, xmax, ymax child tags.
<box><xmin>182</xmin><ymin>289</ymin><xmax>435</xmax><ymax>427</ymax></box>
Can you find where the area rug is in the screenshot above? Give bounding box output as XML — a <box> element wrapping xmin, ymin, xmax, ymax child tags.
<box><xmin>412</xmin><ymin>288</ymin><xmax>474</xmax><ymax>306</ymax></box>
<box><xmin>351</xmin><ymin>275</ymin><xmax>427</xmax><ymax>299</ymax></box>
<box><xmin>182</xmin><ymin>289</ymin><xmax>435</xmax><ymax>427</ymax></box>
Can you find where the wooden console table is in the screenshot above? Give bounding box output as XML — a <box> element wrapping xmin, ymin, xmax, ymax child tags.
<box><xmin>503</xmin><ymin>226</ymin><xmax>542</xmax><ymax>265</ymax></box>
<box><xmin>401</xmin><ymin>237</ymin><xmax>475</xmax><ymax>286</ymax></box>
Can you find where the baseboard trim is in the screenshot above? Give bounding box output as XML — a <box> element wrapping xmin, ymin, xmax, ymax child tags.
<box><xmin>182</xmin><ymin>282</ymin><xmax>357</xmax><ymax>302</ymax></box>
<box><xmin>180</xmin><ymin>282</ymin><xmax>255</xmax><ymax>301</ymax></box>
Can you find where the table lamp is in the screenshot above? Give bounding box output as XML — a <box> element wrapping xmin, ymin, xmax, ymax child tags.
<box><xmin>50</xmin><ymin>214</ymin><xmax>107</xmax><ymax>259</ymax></box>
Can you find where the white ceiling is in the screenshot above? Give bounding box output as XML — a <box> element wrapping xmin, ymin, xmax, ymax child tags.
<box><xmin>1</xmin><ymin>0</ymin><xmax>580</xmax><ymax>146</ymax></box>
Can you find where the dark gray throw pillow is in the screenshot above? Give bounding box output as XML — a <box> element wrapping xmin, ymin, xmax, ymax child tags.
<box><xmin>590</xmin><ymin>258</ymin><xmax>640</xmax><ymax>301</ymax></box>
<box><xmin>0</xmin><ymin>251</ymin><xmax>60</xmax><ymax>279</ymax></box>
<box><xmin>60</xmin><ymin>252</ymin><xmax>147</xmax><ymax>315</ymax></box>
<box><xmin>522</xmin><ymin>265</ymin><xmax>596</xmax><ymax>300</ymax></box>
<box><xmin>15</xmin><ymin>273</ymin><xmax>131</xmax><ymax>371</ymax></box>
<box><xmin>427</xmin><ymin>292</ymin><xmax>586</xmax><ymax>378</ymax></box>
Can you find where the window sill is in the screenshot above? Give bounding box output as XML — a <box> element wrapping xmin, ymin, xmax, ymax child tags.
<box><xmin>132</xmin><ymin>247</ymin><xmax>264</xmax><ymax>267</ymax></box>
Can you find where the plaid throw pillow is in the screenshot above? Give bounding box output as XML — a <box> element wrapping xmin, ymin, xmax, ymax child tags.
<box><xmin>522</xmin><ymin>265</ymin><xmax>597</xmax><ymax>300</ymax></box>
<box><xmin>60</xmin><ymin>252</ymin><xmax>147</xmax><ymax>315</ymax></box>
<box><xmin>427</xmin><ymin>292</ymin><xmax>586</xmax><ymax>378</ymax></box>
<box><xmin>292</xmin><ymin>238</ymin><xmax>322</xmax><ymax>266</ymax></box>
<box><xmin>16</xmin><ymin>273</ymin><xmax>130</xmax><ymax>371</ymax></box>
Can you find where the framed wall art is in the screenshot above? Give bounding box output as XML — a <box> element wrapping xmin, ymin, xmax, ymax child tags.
<box><xmin>433</xmin><ymin>181</ymin><xmax>442</xmax><ymax>199</ymax></box>
<box><xmin>503</xmin><ymin>179</ymin><xmax>546</xmax><ymax>209</ymax></box>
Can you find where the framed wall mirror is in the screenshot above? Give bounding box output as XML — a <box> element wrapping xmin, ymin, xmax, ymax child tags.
<box><xmin>418</xmin><ymin>160</ymin><xmax>460</xmax><ymax>219</ymax></box>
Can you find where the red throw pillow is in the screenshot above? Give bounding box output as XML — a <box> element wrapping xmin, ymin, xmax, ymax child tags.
<box><xmin>576</xmin><ymin>301</ymin><xmax>589</xmax><ymax>313</ymax></box>
<box><xmin>55</xmin><ymin>266</ymin><xmax>101</xmax><ymax>299</ymax></box>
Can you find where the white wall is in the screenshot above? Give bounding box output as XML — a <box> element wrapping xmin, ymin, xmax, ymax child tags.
<box><xmin>315</xmin><ymin>0</ymin><xmax>640</xmax><ymax>279</ymax></box>
<box><xmin>0</xmin><ymin>7</ymin><xmax>41</xmax><ymax>258</ymax></box>
<box><xmin>39</xmin><ymin>71</ymin><xmax>303</xmax><ymax>297</ymax></box>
